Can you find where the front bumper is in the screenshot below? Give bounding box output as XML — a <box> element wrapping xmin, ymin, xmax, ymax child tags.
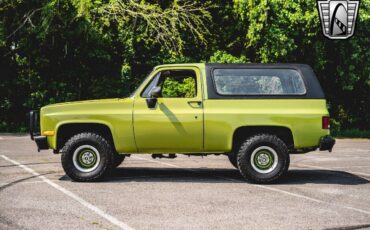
<box><xmin>29</xmin><ymin>110</ymin><xmax>49</xmax><ymax>151</ymax></box>
<box><xmin>319</xmin><ymin>136</ymin><xmax>335</xmax><ymax>152</ymax></box>
<box><xmin>34</xmin><ymin>136</ymin><xmax>49</xmax><ymax>151</ymax></box>
<box><xmin>29</xmin><ymin>110</ymin><xmax>40</xmax><ymax>140</ymax></box>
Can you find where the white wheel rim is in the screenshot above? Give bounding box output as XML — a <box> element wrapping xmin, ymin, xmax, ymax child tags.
<box><xmin>72</xmin><ymin>145</ymin><xmax>101</xmax><ymax>173</ymax></box>
<box><xmin>250</xmin><ymin>146</ymin><xmax>278</xmax><ymax>174</ymax></box>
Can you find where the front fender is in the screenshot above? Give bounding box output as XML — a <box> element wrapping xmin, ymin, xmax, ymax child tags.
<box><xmin>40</xmin><ymin>98</ymin><xmax>137</xmax><ymax>152</ymax></box>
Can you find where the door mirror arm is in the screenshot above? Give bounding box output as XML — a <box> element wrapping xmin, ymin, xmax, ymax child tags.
<box><xmin>146</xmin><ymin>86</ymin><xmax>161</xmax><ymax>109</ymax></box>
<box><xmin>150</xmin><ymin>86</ymin><xmax>161</xmax><ymax>98</ymax></box>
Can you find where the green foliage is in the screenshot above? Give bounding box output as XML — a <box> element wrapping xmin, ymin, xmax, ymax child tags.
<box><xmin>162</xmin><ymin>77</ymin><xmax>196</xmax><ymax>98</ymax></box>
<box><xmin>331</xmin><ymin>119</ymin><xmax>370</xmax><ymax>138</ymax></box>
<box><xmin>209</xmin><ymin>50</ymin><xmax>248</xmax><ymax>63</ymax></box>
<box><xmin>101</xmin><ymin>0</ymin><xmax>211</xmax><ymax>54</ymax></box>
<box><xmin>232</xmin><ymin>0</ymin><xmax>370</xmax><ymax>130</ymax></box>
<box><xmin>233</xmin><ymin>0</ymin><xmax>319</xmax><ymax>62</ymax></box>
<box><xmin>0</xmin><ymin>0</ymin><xmax>369</xmax><ymax>133</ymax></box>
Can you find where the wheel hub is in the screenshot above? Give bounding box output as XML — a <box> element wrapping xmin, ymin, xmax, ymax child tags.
<box><xmin>81</xmin><ymin>151</ymin><xmax>95</xmax><ymax>165</ymax></box>
<box><xmin>73</xmin><ymin>145</ymin><xmax>101</xmax><ymax>173</ymax></box>
<box><xmin>250</xmin><ymin>146</ymin><xmax>278</xmax><ymax>174</ymax></box>
<box><xmin>257</xmin><ymin>153</ymin><xmax>270</xmax><ymax>166</ymax></box>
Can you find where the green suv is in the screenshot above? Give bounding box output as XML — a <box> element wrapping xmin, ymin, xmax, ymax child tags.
<box><xmin>29</xmin><ymin>63</ymin><xmax>335</xmax><ymax>183</ymax></box>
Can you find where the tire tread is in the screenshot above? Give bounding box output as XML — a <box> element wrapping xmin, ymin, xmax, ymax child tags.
<box><xmin>237</xmin><ymin>134</ymin><xmax>290</xmax><ymax>184</ymax></box>
<box><xmin>61</xmin><ymin>132</ymin><xmax>114</xmax><ymax>182</ymax></box>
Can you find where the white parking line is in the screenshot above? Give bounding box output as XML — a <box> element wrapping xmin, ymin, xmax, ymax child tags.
<box><xmin>1</xmin><ymin>155</ymin><xmax>134</xmax><ymax>230</ymax></box>
<box><xmin>132</xmin><ymin>156</ymin><xmax>370</xmax><ymax>216</ymax></box>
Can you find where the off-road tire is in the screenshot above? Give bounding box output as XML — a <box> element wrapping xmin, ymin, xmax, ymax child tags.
<box><xmin>112</xmin><ymin>154</ymin><xmax>125</xmax><ymax>168</ymax></box>
<box><xmin>228</xmin><ymin>152</ymin><xmax>238</xmax><ymax>169</ymax></box>
<box><xmin>61</xmin><ymin>132</ymin><xmax>114</xmax><ymax>182</ymax></box>
<box><xmin>237</xmin><ymin>134</ymin><xmax>290</xmax><ymax>184</ymax></box>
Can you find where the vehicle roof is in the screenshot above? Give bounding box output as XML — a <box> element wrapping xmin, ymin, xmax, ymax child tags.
<box><xmin>154</xmin><ymin>63</ymin><xmax>205</xmax><ymax>70</ymax></box>
<box><xmin>154</xmin><ymin>63</ymin><xmax>313</xmax><ymax>70</ymax></box>
<box><xmin>206</xmin><ymin>63</ymin><xmax>311</xmax><ymax>68</ymax></box>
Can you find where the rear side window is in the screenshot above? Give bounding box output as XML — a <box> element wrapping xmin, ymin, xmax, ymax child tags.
<box><xmin>213</xmin><ymin>68</ymin><xmax>306</xmax><ymax>95</ymax></box>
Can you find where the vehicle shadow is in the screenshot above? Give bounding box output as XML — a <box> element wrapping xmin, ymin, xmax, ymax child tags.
<box><xmin>105</xmin><ymin>167</ymin><xmax>243</xmax><ymax>183</ymax></box>
<box><xmin>90</xmin><ymin>167</ymin><xmax>369</xmax><ymax>185</ymax></box>
<box><xmin>280</xmin><ymin>169</ymin><xmax>369</xmax><ymax>185</ymax></box>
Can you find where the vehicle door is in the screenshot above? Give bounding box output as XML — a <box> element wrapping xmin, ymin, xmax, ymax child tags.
<box><xmin>133</xmin><ymin>67</ymin><xmax>203</xmax><ymax>152</ymax></box>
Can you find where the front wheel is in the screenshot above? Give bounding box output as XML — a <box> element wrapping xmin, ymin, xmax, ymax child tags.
<box><xmin>237</xmin><ymin>134</ymin><xmax>290</xmax><ymax>184</ymax></box>
<box><xmin>112</xmin><ymin>154</ymin><xmax>125</xmax><ymax>168</ymax></box>
<box><xmin>61</xmin><ymin>132</ymin><xmax>114</xmax><ymax>182</ymax></box>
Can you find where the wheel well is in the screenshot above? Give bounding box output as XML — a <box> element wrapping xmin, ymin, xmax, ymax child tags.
<box><xmin>56</xmin><ymin>123</ymin><xmax>115</xmax><ymax>151</ymax></box>
<box><xmin>232</xmin><ymin>126</ymin><xmax>294</xmax><ymax>151</ymax></box>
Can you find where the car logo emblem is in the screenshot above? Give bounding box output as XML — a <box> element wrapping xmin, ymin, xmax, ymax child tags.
<box><xmin>317</xmin><ymin>0</ymin><xmax>359</xmax><ymax>39</ymax></box>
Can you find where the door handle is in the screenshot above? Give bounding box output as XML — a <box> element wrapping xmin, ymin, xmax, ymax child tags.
<box><xmin>187</xmin><ymin>101</ymin><xmax>202</xmax><ymax>108</ymax></box>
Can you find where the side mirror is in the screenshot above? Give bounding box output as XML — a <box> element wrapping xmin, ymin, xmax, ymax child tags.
<box><xmin>150</xmin><ymin>86</ymin><xmax>161</xmax><ymax>98</ymax></box>
<box><xmin>146</xmin><ymin>86</ymin><xmax>161</xmax><ymax>109</ymax></box>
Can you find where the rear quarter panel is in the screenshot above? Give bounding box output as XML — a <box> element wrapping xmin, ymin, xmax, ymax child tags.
<box><xmin>204</xmin><ymin>99</ymin><xmax>329</xmax><ymax>151</ymax></box>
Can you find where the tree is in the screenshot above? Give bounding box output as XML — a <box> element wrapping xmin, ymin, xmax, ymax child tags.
<box><xmin>232</xmin><ymin>0</ymin><xmax>370</xmax><ymax>130</ymax></box>
<box><xmin>0</xmin><ymin>0</ymin><xmax>369</xmax><ymax>133</ymax></box>
<box><xmin>0</xmin><ymin>0</ymin><xmax>212</xmax><ymax>131</ymax></box>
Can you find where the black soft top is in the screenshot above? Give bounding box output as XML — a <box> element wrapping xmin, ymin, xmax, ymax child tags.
<box><xmin>205</xmin><ymin>63</ymin><xmax>325</xmax><ymax>99</ymax></box>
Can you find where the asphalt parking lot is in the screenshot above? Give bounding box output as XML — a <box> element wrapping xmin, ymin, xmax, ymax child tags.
<box><xmin>1</xmin><ymin>135</ymin><xmax>370</xmax><ymax>230</ymax></box>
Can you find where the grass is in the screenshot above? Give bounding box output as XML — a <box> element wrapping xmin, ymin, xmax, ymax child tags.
<box><xmin>332</xmin><ymin>129</ymin><xmax>370</xmax><ymax>138</ymax></box>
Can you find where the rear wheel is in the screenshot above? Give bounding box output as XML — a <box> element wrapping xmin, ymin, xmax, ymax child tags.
<box><xmin>61</xmin><ymin>132</ymin><xmax>114</xmax><ymax>182</ymax></box>
<box><xmin>237</xmin><ymin>134</ymin><xmax>290</xmax><ymax>184</ymax></box>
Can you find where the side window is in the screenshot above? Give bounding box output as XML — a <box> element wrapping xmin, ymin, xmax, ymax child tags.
<box><xmin>141</xmin><ymin>70</ymin><xmax>197</xmax><ymax>98</ymax></box>
<box><xmin>213</xmin><ymin>68</ymin><xmax>306</xmax><ymax>95</ymax></box>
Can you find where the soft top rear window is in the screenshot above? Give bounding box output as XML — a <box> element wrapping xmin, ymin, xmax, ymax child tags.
<box><xmin>213</xmin><ymin>68</ymin><xmax>306</xmax><ymax>95</ymax></box>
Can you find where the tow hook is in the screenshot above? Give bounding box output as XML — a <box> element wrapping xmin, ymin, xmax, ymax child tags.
<box><xmin>151</xmin><ymin>154</ymin><xmax>177</xmax><ymax>159</ymax></box>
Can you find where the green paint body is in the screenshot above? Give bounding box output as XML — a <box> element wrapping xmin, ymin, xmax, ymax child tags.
<box><xmin>40</xmin><ymin>63</ymin><xmax>329</xmax><ymax>153</ymax></box>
